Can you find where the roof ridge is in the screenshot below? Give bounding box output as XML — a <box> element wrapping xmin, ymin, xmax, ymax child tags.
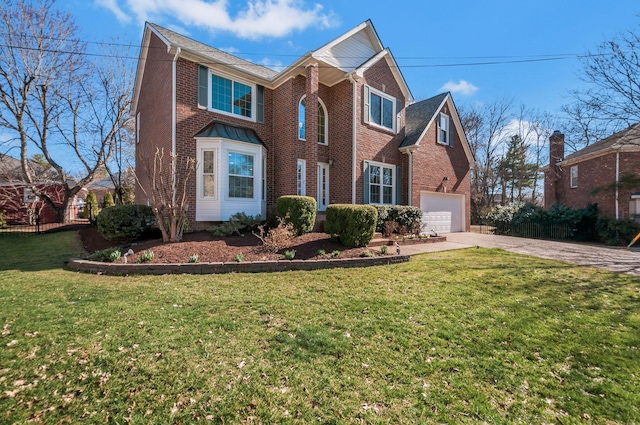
<box><xmin>147</xmin><ymin>22</ymin><xmax>278</xmax><ymax>80</ymax></box>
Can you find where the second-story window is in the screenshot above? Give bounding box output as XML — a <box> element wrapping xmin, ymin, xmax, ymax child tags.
<box><xmin>210</xmin><ymin>73</ymin><xmax>253</xmax><ymax>119</ymax></box>
<box><xmin>365</xmin><ymin>86</ymin><xmax>396</xmax><ymax>132</ymax></box>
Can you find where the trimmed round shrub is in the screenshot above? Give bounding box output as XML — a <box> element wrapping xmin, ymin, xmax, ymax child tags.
<box><xmin>97</xmin><ymin>204</ymin><xmax>155</xmax><ymax>241</ymax></box>
<box><xmin>374</xmin><ymin>205</ymin><xmax>423</xmax><ymax>233</ymax></box>
<box><xmin>276</xmin><ymin>195</ymin><xmax>317</xmax><ymax>235</ymax></box>
<box><xmin>325</xmin><ymin>204</ymin><xmax>377</xmax><ymax>248</ymax></box>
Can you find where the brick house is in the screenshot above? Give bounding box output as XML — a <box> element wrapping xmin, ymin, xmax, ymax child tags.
<box><xmin>133</xmin><ymin>20</ymin><xmax>473</xmax><ymax>232</ymax></box>
<box><xmin>544</xmin><ymin>125</ymin><xmax>640</xmax><ymax>220</ymax></box>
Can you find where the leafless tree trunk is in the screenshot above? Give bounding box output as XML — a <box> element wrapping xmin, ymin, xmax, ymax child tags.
<box><xmin>136</xmin><ymin>148</ymin><xmax>195</xmax><ymax>242</ymax></box>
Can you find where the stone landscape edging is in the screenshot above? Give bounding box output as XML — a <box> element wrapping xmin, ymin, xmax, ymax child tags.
<box><xmin>67</xmin><ymin>254</ymin><xmax>411</xmax><ymax>275</ymax></box>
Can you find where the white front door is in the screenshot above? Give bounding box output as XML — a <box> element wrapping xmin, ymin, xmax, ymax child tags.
<box><xmin>317</xmin><ymin>162</ymin><xmax>330</xmax><ymax>211</ymax></box>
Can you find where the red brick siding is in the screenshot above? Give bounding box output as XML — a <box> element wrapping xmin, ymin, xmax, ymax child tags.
<box><xmin>354</xmin><ymin>60</ymin><xmax>406</xmax><ymax>204</ymax></box>
<box><xmin>135</xmin><ymin>33</ymin><xmax>173</xmax><ymax>204</ymax></box>
<box><xmin>552</xmin><ymin>151</ymin><xmax>640</xmax><ymax>219</ymax></box>
<box><xmin>137</xmin><ymin>34</ymin><xmax>474</xmax><ymax>227</ymax></box>
<box><xmin>323</xmin><ymin>79</ymin><xmax>353</xmax><ymax>204</ymax></box>
<box><xmin>409</xmin><ymin>102</ymin><xmax>471</xmax><ymax>231</ymax></box>
<box><xmin>173</xmin><ymin>59</ymin><xmax>274</xmax><ymax>226</ymax></box>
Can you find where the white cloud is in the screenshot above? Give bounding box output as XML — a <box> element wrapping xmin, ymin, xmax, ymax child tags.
<box><xmin>98</xmin><ymin>0</ymin><xmax>337</xmax><ymax>40</ymax></box>
<box><xmin>258</xmin><ymin>57</ymin><xmax>285</xmax><ymax>72</ymax></box>
<box><xmin>95</xmin><ymin>0</ymin><xmax>131</xmax><ymax>23</ymax></box>
<box><xmin>439</xmin><ymin>80</ymin><xmax>478</xmax><ymax>96</ymax></box>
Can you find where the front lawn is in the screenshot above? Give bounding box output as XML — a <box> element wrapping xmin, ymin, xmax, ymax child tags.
<box><xmin>1</xmin><ymin>232</ymin><xmax>639</xmax><ymax>423</ymax></box>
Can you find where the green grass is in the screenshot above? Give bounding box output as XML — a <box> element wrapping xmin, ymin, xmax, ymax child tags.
<box><xmin>1</xmin><ymin>232</ymin><xmax>639</xmax><ymax>423</ymax></box>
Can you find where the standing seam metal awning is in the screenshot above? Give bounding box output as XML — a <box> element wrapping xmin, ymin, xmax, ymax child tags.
<box><xmin>194</xmin><ymin>121</ymin><xmax>267</xmax><ymax>149</ymax></box>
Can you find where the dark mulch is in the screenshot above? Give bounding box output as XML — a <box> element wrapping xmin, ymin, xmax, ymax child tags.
<box><xmin>78</xmin><ymin>226</ymin><xmax>379</xmax><ymax>263</ymax></box>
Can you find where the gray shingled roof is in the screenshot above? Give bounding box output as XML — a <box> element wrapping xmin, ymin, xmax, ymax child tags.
<box><xmin>194</xmin><ymin>121</ymin><xmax>266</xmax><ymax>147</ymax></box>
<box><xmin>400</xmin><ymin>92</ymin><xmax>448</xmax><ymax>148</ymax></box>
<box><xmin>564</xmin><ymin>123</ymin><xmax>640</xmax><ymax>161</ymax></box>
<box><xmin>149</xmin><ymin>23</ymin><xmax>278</xmax><ymax>81</ymax></box>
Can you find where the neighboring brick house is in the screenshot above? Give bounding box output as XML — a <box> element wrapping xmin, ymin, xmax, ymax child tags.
<box><xmin>0</xmin><ymin>154</ymin><xmax>69</xmax><ymax>224</ymax></box>
<box><xmin>133</xmin><ymin>20</ymin><xmax>473</xmax><ymax>232</ymax></box>
<box><xmin>544</xmin><ymin>125</ymin><xmax>640</xmax><ymax>220</ymax></box>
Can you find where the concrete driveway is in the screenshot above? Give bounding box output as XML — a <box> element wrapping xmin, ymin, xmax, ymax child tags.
<box><xmin>403</xmin><ymin>232</ymin><xmax>640</xmax><ymax>277</ymax></box>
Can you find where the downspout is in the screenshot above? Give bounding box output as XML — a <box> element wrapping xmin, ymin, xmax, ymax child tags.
<box><xmin>348</xmin><ymin>74</ymin><xmax>358</xmax><ymax>204</ymax></box>
<box><xmin>616</xmin><ymin>150</ymin><xmax>620</xmax><ymax>220</ymax></box>
<box><xmin>171</xmin><ymin>46</ymin><xmax>181</xmax><ymax>204</ymax></box>
<box><xmin>407</xmin><ymin>150</ymin><xmax>413</xmax><ymax>206</ymax></box>
<box><xmin>171</xmin><ymin>46</ymin><xmax>181</xmax><ymax>156</ymax></box>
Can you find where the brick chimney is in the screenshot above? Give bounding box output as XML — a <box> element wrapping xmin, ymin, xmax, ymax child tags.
<box><xmin>545</xmin><ymin>130</ymin><xmax>565</xmax><ymax>208</ymax></box>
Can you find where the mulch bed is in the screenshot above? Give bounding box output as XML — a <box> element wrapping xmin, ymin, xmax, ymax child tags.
<box><xmin>78</xmin><ymin>226</ymin><xmax>379</xmax><ymax>263</ymax></box>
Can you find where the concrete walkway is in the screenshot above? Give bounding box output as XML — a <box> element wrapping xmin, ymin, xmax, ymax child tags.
<box><xmin>401</xmin><ymin>232</ymin><xmax>640</xmax><ymax>277</ymax></box>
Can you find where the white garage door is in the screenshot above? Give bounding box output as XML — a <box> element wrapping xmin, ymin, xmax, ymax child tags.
<box><xmin>420</xmin><ymin>192</ymin><xmax>465</xmax><ymax>234</ymax></box>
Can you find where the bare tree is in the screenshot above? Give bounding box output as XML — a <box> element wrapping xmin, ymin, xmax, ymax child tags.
<box><xmin>0</xmin><ymin>0</ymin><xmax>133</xmax><ymax>222</ymax></box>
<box><xmin>565</xmin><ymin>20</ymin><xmax>640</xmax><ymax>146</ymax></box>
<box><xmin>560</xmin><ymin>101</ymin><xmax>612</xmax><ymax>152</ymax></box>
<box><xmin>459</xmin><ymin>97</ymin><xmax>514</xmax><ymax>220</ymax></box>
<box><xmin>136</xmin><ymin>148</ymin><xmax>195</xmax><ymax>242</ymax></box>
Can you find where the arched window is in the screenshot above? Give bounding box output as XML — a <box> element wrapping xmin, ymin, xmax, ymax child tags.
<box><xmin>298</xmin><ymin>96</ymin><xmax>328</xmax><ymax>145</ymax></box>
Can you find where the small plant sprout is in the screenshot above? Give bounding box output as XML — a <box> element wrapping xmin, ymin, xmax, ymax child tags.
<box><xmin>284</xmin><ymin>250</ymin><xmax>296</xmax><ymax>260</ymax></box>
<box><xmin>188</xmin><ymin>254</ymin><xmax>199</xmax><ymax>263</ymax></box>
<box><xmin>380</xmin><ymin>245</ymin><xmax>388</xmax><ymax>255</ymax></box>
<box><xmin>108</xmin><ymin>250</ymin><xmax>122</xmax><ymax>263</ymax></box>
<box><xmin>332</xmin><ymin>250</ymin><xmax>340</xmax><ymax>258</ymax></box>
<box><xmin>317</xmin><ymin>249</ymin><xmax>326</xmax><ymax>256</ymax></box>
<box><xmin>234</xmin><ymin>253</ymin><xmax>244</xmax><ymax>262</ymax></box>
<box><xmin>361</xmin><ymin>249</ymin><xmax>374</xmax><ymax>258</ymax></box>
<box><xmin>136</xmin><ymin>251</ymin><xmax>155</xmax><ymax>263</ymax></box>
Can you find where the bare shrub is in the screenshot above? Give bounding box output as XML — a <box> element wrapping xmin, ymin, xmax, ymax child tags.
<box><xmin>382</xmin><ymin>220</ymin><xmax>398</xmax><ymax>237</ymax></box>
<box><xmin>253</xmin><ymin>216</ymin><xmax>295</xmax><ymax>252</ymax></box>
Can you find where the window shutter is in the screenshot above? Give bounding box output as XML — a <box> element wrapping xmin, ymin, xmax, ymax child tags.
<box><xmin>396</xmin><ymin>165</ymin><xmax>402</xmax><ymax>205</ymax></box>
<box><xmin>363</xmin><ymin>161</ymin><xmax>370</xmax><ymax>204</ymax></box>
<box><xmin>449</xmin><ymin>116</ymin><xmax>455</xmax><ymax>147</ymax></box>
<box><xmin>198</xmin><ymin>65</ymin><xmax>208</xmax><ymax>108</ymax></box>
<box><xmin>396</xmin><ymin>99</ymin><xmax>403</xmax><ymax>134</ymax></box>
<box><xmin>256</xmin><ymin>85</ymin><xmax>265</xmax><ymax>123</ymax></box>
<box><xmin>363</xmin><ymin>86</ymin><xmax>370</xmax><ymax>124</ymax></box>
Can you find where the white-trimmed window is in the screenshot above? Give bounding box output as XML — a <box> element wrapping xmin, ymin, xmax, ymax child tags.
<box><xmin>198</xmin><ymin>67</ymin><xmax>255</xmax><ymax>120</ymax></box>
<box><xmin>365</xmin><ymin>86</ymin><xmax>396</xmax><ymax>132</ymax></box>
<box><xmin>202</xmin><ymin>150</ymin><xmax>216</xmax><ymax>198</ymax></box>
<box><xmin>367</xmin><ymin>162</ymin><xmax>395</xmax><ymax>205</ymax></box>
<box><xmin>298</xmin><ymin>96</ymin><xmax>328</xmax><ymax>144</ymax></box>
<box><xmin>438</xmin><ymin>113</ymin><xmax>449</xmax><ymax>145</ymax></box>
<box><xmin>297</xmin><ymin>159</ymin><xmax>306</xmax><ymax>196</ymax></box>
<box><xmin>570</xmin><ymin>165</ymin><xmax>578</xmax><ymax>188</ymax></box>
<box><xmin>228</xmin><ymin>151</ymin><xmax>254</xmax><ymax>198</ymax></box>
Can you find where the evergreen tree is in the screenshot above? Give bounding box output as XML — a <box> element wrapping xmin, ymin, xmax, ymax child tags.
<box><xmin>496</xmin><ymin>135</ymin><xmax>538</xmax><ymax>204</ymax></box>
<box><xmin>85</xmin><ymin>191</ymin><xmax>99</xmax><ymax>224</ymax></box>
<box><xmin>103</xmin><ymin>192</ymin><xmax>115</xmax><ymax>208</ymax></box>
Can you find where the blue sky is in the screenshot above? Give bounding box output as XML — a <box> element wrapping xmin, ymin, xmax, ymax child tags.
<box><xmin>62</xmin><ymin>0</ymin><xmax>640</xmax><ymax>118</ymax></box>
